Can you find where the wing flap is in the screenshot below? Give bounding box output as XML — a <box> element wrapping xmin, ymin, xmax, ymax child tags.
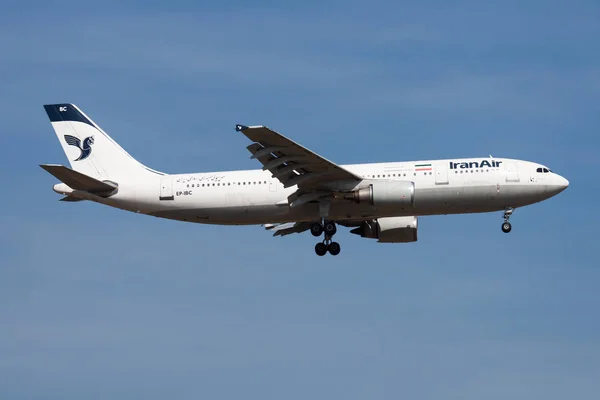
<box><xmin>59</xmin><ymin>195</ymin><xmax>84</xmax><ymax>202</ymax></box>
<box><xmin>264</xmin><ymin>222</ymin><xmax>311</xmax><ymax>237</ymax></box>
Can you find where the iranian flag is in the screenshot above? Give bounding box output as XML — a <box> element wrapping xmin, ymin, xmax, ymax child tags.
<box><xmin>415</xmin><ymin>163</ymin><xmax>432</xmax><ymax>171</ymax></box>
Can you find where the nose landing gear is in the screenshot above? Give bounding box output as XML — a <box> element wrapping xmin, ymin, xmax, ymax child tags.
<box><xmin>312</xmin><ymin>220</ymin><xmax>341</xmax><ymax>256</ymax></box>
<box><xmin>502</xmin><ymin>207</ymin><xmax>514</xmax><ymax>233</ymax></box>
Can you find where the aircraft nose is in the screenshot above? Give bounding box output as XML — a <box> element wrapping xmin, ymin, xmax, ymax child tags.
<box><xmin>551</xmin><ymin>174</ymin><xmax>569</xmax><ymax>195</ymax></box>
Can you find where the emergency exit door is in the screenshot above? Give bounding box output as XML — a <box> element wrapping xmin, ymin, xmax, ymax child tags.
<box><xmin>269</xmin><ymin>180</ymin><xmax>278</xmax><ymax>192</ymax></box>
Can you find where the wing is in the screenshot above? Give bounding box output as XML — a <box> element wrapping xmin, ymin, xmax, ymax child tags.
<box><xmin>236</xmin><ymin>125</ymin><xmax>362</xmax><ymax>190</ymax></box>
<box><xmin>63</xmin><ymin>134</ymin><xmax>81</xmax><ymax>148</ymax></box>
<box><xmin>264</xmin><ymin>222</ymin><xmax>311</xmax><ymax>237</ymax></box>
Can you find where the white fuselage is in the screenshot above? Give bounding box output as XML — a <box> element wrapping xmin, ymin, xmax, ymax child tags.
<box><xmin>88</xmin><ymin>157</ymin><xmax>569</xmax><ymax>225</ymax></box>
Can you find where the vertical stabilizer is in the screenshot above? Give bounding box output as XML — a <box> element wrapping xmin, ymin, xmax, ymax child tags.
<box><xmin>43</xmin><ymin>104</ymin><xmax>162</xmax><ymax>180</ymax></box>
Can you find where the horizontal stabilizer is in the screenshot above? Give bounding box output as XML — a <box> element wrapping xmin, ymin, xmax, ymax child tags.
<box><xmin>40</xmin><ymin>164</ymin><xmax>117</xmax><ymax>194</ymax></box>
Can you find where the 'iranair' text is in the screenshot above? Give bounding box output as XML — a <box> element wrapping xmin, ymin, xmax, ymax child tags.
<box><xmin>449</xmin><ymin>160</ymin><xmax>502</xmax><ymax>169</ymax></box>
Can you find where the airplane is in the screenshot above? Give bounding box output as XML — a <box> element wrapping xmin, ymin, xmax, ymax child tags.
<box><xmin>41</xmin><ymin>103</ymin><xmax>569</xmax><ymax>256</ymax></box>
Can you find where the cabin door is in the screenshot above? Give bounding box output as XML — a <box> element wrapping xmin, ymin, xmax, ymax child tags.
<box><xmin>434</xmin><ymin>162</ymin><xmax>449</xmax><ymax>184</ymax></box>
<box><xmin>159</xmin><ymin>177</ymin><xmax>174</xmax><ymax>200</ymax></box>
<box><xmin>505</xmin><ymin>162</ymin><xmax>520</xmax><ymax>183</ymax></box>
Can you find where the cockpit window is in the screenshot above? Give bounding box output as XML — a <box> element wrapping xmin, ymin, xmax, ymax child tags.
<box><xmin>537</xmin><ymin>167</ymin><xmax>552</xmax><ymax>173</ymax></box>
<box><xmin>536</xmin><ymin>167</ymin><xmax>542</xmax><ymax>173</ymax></box>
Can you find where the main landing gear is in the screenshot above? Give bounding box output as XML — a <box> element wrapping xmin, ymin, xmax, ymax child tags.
<box><xmin>502</xmin><ymin>207</ymin><xmax>514</xmax><ymax>233</ymax></box>
<box><xmin>311</xmin><ymin>221</ymin><xmax>341</xmax><ymax>256</ymax></box>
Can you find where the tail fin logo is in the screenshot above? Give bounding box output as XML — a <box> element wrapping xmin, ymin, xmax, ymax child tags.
<box><xmin>64</xmin><ymin>135</ymin><xmax>95</xmax><ymax>161</ymax></box>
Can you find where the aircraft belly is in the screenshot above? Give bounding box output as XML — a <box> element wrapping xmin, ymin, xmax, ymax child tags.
<box><xmin>411</xmin><ymin>184</ymin><xmax>504</xmax><ymax>214</ymax></box>
<box><xmin>147</xmin><ymin>182</ymin><xmax>547</xmax><ymax>224</ymax></box>
<box><xmin>497</xmin><ymin>183</ymin><xmax>545</xmax><ymax>206</ymax></box>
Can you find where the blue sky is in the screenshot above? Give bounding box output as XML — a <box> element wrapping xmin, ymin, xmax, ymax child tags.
<box><xmin>1</xmin><ymin>1</ymin><xmax>599</xmax><ymax>399</ymax></box>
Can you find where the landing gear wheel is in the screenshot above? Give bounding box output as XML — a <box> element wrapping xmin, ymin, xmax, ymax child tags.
<box><xmin>328</xmin><ymin>242</ymin><xmax>341</xmax><ymax>256</ymax></box>
<box><xmin>315</xmin><ymin>242</ymin><xmax>328</xmax><ymax>256</ymax></box>
<box><xmin>501</xmin><ymin>207</ymin><xmax>514</xmax><ymax>234</ymax></box>
<box><xmin>310</xmin><ymin>222</ymin><xmax>324</xmax><ymax>237</ymax></box>
<box><xmin>323</xmin><ymin>221</ymin><xmax>337</xmax><ymax>236</ymax></box>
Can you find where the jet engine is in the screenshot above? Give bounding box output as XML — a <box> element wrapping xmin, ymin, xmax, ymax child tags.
<box><xmin>350</xmin><ymin>216</ymin><xmax>418</xmax><ymax>243</ymax></box>
<box><xmin>345</xmin><ymin>180</ymin><xmax>415</xmax><ymax>208</ymax></box>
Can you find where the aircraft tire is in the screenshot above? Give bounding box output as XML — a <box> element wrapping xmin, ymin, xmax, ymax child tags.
<box><xmin>324</xmin><ymin>221</ymin><xmax>337</xmax><ymax>236</ymax></box>
<box><xmin>315</xmin><ymin>242</ymin><xmax>328</xmax><ymax>256</ymax></box>
<box><xmin>328</xmin><ymin>242</ymin><xmax>341</xmax><ymax>256</ymax></box>
<box><xmin>310</xmin><ymin>223</ymin><xmax>324</xmax><ymax>237</ymax></box>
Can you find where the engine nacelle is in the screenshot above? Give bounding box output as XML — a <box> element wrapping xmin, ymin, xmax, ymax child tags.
<box><xmin>350</xmin><ymin>216</ymin><xmax>418</xmax><ymax>243</ymax></box>
<box><xmin>345</xmin><ymin>180</ymin><xmax>415</xmax><ymax>207</ymax></box>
